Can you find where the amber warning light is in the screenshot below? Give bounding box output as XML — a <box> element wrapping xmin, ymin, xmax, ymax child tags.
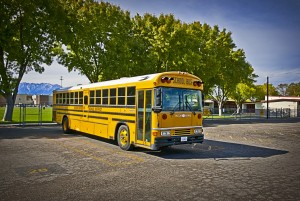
<box><xmin>193</xmin><ymin>81</ymin><xmax>203</xmax><ymax>87</ymax></box>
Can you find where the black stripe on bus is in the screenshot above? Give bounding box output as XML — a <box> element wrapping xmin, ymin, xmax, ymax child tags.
<box><xmin>88</xmin><ymin>116</ymin><xmax>109</xmax><ymax>120</ymax></box>
<box><xmin>57</xmin><ymin>109</ymin><xmax>83</xmax><ymax>112</ymax></box>
<box><xmin>87</xmin><ymin>111</ymin><xmax>135</xmax><ymax>116</ymax></box>
<box><xmin>56</xmin><ymin>109</ymin><xmax>136</xmax><ymax>117</ymax></box>
<box><xmin>54</xmin><ymin>104</ymin><xmax>135</xmax><ymax>109</ymax></box>
<box><xmin>91</xmin><ymin>105</ymin><xmax>136</xmax><ymax>109</ymax></box>
<box><xmin>57</xmin><ymin>112</ymin><xmax>82</xmax><ymax>117</ymax></box>
<box><xmin>112</xmin><ymin>118</ymin><xmax>135</xmax><ymax>123</ymax></box>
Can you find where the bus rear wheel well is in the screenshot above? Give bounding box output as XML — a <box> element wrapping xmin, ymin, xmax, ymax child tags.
<box><xmin>62</xmin><ymin>115</ymin><xmax>72</xmax><ymax>134</ymax></box>
<box><xmin>114</xmin><ymin>122</ymin><xmax>128</xmax><ymax>141</ymax></box>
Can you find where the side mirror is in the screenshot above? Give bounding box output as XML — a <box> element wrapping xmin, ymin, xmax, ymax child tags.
<box><xmin>155</xmin><ymin>88</ymin><xmax>162</xmax><ymax>106</ymax></box>
<box><xmin>153</xmin><ymin>88</ymin><xmax>162</xmax><ymax>113</ymax></box>
<box><xmin>152</xmin><ymin>106</ymin><xmax>162</xmax><ymax>113</ymax></box>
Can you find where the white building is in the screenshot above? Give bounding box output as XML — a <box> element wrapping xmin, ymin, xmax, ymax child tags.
<box><xmin>261</xmin><ymin>96</ymin><xmax>300</xmax><ymax>117</ymax></box>
<box><xmin>15</xmin><ymin>94</ymin><xmax>34</xmax><ymax>105</ymax></box>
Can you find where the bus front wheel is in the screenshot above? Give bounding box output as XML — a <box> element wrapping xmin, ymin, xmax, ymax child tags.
<box><xmin>62</xmin><ymin>117</ymin><xmax>72</xmax><ymax>134</ymax></box>
<box><xmin>117</xmin><ymin>125</ymin><xmax>133</xmax><ymax>151</ymax></box>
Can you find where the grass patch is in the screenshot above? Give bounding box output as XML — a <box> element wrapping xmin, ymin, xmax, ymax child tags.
<box><xmin>0</xmin><ymin>106</ymin><xmax>52</xmax><ymax>123</ymax></box>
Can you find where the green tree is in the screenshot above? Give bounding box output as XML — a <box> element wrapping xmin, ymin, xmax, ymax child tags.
<box><xmin>254</xmin><ymin>84</ymin><xmax>279</xmax><ymax>100</ymax></box>
<box><xmin>204</xmin><ymin>26</ymin><xmax>256</xmax><ymax>116</ymax></box>
<box><xmin>286</xmin><ymin>82</ymin><xmax>300</xmax><ymax>96</ymax></box>
<box><xmin>0</xmin><ymin>0</ymin><xmax>64</xmax><ymax>121</ymax></box>
<box><xmin>56</xmin><ymin>0</ymin><xmax>133</xmax><ymax>82</ymax></box>
<box><xmin>229</xmin><ymin>83</ymin><xmax>256</xmax><ymax>114</ymax></box>
<box><xmin>131</xmin><ymin>13</ymin><xmax>190</xmax><ymax>74</ymax></box>
<box><xmin>186</xmin><ymin>22</ymin><xmax>219</xmax><ymax>94</ymax></box>
<box><xmin>276</xmin><ymin>83</ymin><xmax>289</xmax><ymax>96</ymax></box>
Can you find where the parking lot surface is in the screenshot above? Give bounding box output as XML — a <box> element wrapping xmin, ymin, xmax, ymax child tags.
<box><xmin>0</xmin><ymin>119</ymin><xmax>299</xmax><ymax>201</ymax></box>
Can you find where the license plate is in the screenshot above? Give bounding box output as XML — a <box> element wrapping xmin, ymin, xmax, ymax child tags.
<box><xmin>181</xmin><ymin>137</ymin><xmax>188</xmax><ymax>142</ymax></box>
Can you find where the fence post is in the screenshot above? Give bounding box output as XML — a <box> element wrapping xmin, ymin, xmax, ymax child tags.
<box><xmin>19</xmin><ymin>104</ymin><xmax>21</xmax><ymax>125</ymax></box>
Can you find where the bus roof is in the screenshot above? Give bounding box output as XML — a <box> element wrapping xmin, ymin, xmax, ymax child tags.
<box><xmin>54</xmin><ymin>71</ymin><xmax>200</xmax><ymax>92</ymax></box>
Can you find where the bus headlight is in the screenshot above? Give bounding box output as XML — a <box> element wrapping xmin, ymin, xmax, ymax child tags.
<box><xmin>161</xmin><ymin>131</ymin><xmax>171</xmax><ymax>136</ymax></box>
<box><xmin>194</xmin><ymin>129</ymin><xmax>202</xmax><ymax>134</ymax></box>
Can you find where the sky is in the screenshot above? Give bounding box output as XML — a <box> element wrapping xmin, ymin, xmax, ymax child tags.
<box><xmin>22</xmin><ymin>0</ymin><xmax>300</xmax><ymax>87</ymax></box>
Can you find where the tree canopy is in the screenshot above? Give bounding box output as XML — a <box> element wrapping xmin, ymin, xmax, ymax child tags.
<box><xmin>0</xmin><ymin>0</ymin><xmax>65</xmax><ymax>121</ymax></box>
<box><xmin>1</xmin><ymin>0</ymin><xmax>260</xmax><ymax>120</ymax></box>
<box><xmin>55</xmin><ymin>0</ymin><xmax>133</xmax><ymax>82</ymax></box>
<box><xmin>277</xmin><ymin>82</ymin><xmax>300</xmax><ymax>96</ymax></box>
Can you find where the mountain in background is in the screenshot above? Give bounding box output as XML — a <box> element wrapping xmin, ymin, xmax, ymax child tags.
<box><xmin>18</xmin><ymin>82</ymin><xmax>61</xmax><ymax>95</ymax></box>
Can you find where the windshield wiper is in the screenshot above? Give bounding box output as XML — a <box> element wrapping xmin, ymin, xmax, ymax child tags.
<box><xmin>170</xmin><ymin>95</ymin><xmax>182</xmax><ymax>115</ymax></box>
<box><xmin>170</xmin><ymin>102</ymin><xmax>180</xmax><ymax>115</ymax></box>
<box><xmin>185</xmin><ymin>101</ymin><xmax>196</xmax><ymax>115</ymax></box>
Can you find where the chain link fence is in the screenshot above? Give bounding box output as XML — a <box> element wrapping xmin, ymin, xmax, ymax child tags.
<box><xmin>203</xmin><ymin>108</ymin><xmax>300</xmax><ymax>120</ymax></box>
<box><xmin>1</xmin><ymin>104</ymin><xmax>299</xmax><ymax>125</ymax></box>
<box><xmin>0</xmin><ymin>104</ymin><xmax>52</xmax><ymax>125</ymax></box>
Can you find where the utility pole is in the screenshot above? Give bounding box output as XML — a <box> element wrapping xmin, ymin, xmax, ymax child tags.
<box><xmin>267</xmin><ymin>76</ymin><xmax>269</xmax><ymax>119</ymax></box>
<box><xmin>60</xmin><ymin>76</ymin><xmax>63</xmax><ymax>88</ymax></box>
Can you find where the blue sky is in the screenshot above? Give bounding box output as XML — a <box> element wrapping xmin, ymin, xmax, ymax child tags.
<box><xmin>23</xmin><ymin>0</ymin><xmax>300</xmax><ymax>87</ymax></box>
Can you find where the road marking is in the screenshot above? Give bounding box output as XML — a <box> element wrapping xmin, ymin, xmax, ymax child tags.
<box><xmin>29</xmin><ymin>168</ymin><xmax>48</xmax><ymax>174</ymax></box>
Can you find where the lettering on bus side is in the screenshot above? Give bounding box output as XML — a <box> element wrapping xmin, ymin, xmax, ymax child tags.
<box><xmin>89</xmin><ymin>106</ymin><xmax>102</xmax><ymax>112</ymax></box>
<box><xmin>173</xmin><ymin>77</ymin><xmax>193</xmax><ymax>85</ymax></box>
<box><xmin>173</xmin><ymin>77</ymin><xmax>184</xmax><ymax>84</ymax></box>
<box><xmin>185</xmin><ymin>79</ymin><xmax>193</xmax><ymax>85</ymax></box>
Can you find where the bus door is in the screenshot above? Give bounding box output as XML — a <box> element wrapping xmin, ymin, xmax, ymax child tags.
<box><xmin>83</xmin><ymin>90</ymin><xmax>89</xmax><ymax>120</ymax></box>
<box><xmin>136</xmin><ymin>90</ymin><xmax>152</xmax><ymax>146</ymax></box>
<box><xmin>82</xmin><ymin>90</ymin><xmax>93</xmax><ymax>133</ymax></box>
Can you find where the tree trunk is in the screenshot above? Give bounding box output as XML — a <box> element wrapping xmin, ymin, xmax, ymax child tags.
<box><xmin>218</xmin><ymin>103</ymin><xmax>222</xmax><ymax>116</ymax></box>
<box><xmin>2</xmin><ymin>94</ymin><xmax>14</xmax><ymax>121</ymax></box>
<box><xmin>236</xmin><ymin>103</ymin><xmax>241</xmax><ymax>114</ymax></box>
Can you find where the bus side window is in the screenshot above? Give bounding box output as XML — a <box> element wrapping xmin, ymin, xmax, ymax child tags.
<box><xmin>79</xmin><ymin>91</ymin><xmax>83</xmax><ymax>104</ymax></box>
<box><xmin>84</xmin><ymin>95</ymin><xmax>88</xmax><ymax>105</ymax></box>
<box><xmin>102</xmin><ymin>89</ymin><xmax>108</xmax><ymax>105</ymax></box>
<box><xmin>110</xmin><ymin>88</ymin><xmax>116</xmax><ymax>105</ymax></box>
<box><xmin>75</xmin><ymin>92</ymin><xmax>78</xmax><ymax>104</ymax></box>
<box><xmin>70</xmin><ymin>92</ymin><xmax>74</xmax><ymax>104</ymax></box>
<box><xmin>90</xmin><ymin>90</ymin><xmax>95</xmax><ymax>105</ymax></box>
<box><xmin>127</xmin><ymin>86</ymin><xmax>136</xmax><ymax>106</ymax></box>
<box><xmin>118</xmin><ymin>88</ymin><xmax>125</xmax><ymax>105</ymax></box>
<box><xmin>96</xmin><ymin>90</ymin><xmax>101</xmax><ymax>104</ymax></box>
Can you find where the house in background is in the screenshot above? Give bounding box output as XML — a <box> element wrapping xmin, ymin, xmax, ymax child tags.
<box><xmin>204</xmin><ymin>99</ymin><xmax>237</xmax><ymax>114</ymax></box>
<box><xmin>32</xmin><ymin>95</ymin><xmax>53</xmax><ymax>106</ymax></box>
<box><xmin>246</xmin><ymin>96</ymin><xmax>300</xmax><ymax>117</ymax></box>
<box><xmin>261</xmin><ymin>96</ymin><xmax>300</xmax><ymax>117</ymax></box>
<box><xmin>0</xmin><ymin>94</ymin><xmax>53</xmax><ymax>106</ymax></box>
<box><xmin>15</xmin><ymin>94</ymin><xmax>34</xmax><ymax>105</ymax></box>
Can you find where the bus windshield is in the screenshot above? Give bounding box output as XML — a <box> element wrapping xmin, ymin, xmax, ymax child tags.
<box><xmin>160</xmin><ymin>87</ymin><xmax>203</xmax><ymax>112</ymax></box>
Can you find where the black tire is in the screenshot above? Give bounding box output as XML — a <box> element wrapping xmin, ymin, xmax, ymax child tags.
<box><xmin>62</xmin><ymin>117</ymin><xmax>72</xmax><ymax>134</ymax></box>
<box><xmin>117</xmin><ymin>125</ymin><xmax>134</xmax><ymax>151</ymax></box>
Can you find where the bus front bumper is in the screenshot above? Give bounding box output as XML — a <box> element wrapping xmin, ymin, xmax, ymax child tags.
<box><xmin>151</xmin><ymin>134</ymin><xmax>204</xmax><ymax>150</ymax></box>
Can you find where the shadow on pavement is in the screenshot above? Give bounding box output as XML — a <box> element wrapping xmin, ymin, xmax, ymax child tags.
<box><xmin>0</xmin><ymin>126</ymin><xmax>78</xmax><ymax>139</ymax></box>
<box><xmin>148</xmin><ymin>139</ymin><xmax>288</xmax><ymax>160</ymax></box>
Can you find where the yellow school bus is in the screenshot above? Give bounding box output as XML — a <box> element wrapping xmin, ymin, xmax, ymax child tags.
<box><xmin>53</xmin><ymin>71</ymin><xmax>204</xmax><ymax>150</ymax></box>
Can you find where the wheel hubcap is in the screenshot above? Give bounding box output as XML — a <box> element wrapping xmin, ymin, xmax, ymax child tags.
<box><xmin>120</xmin><ymin>129</ymin><xmax>128</xmax><ymax>146</ymax></box>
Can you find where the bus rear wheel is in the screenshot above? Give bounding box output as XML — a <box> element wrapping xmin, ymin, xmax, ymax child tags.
<box><xmin>117</xmin><ymin>125</ymin><xmax>133</xmax><ymax>151</ymax></box>
<box><xmin>62</xmin><ymin>117</ymin><xmax>72</xmax><ymax>134</ymax></box>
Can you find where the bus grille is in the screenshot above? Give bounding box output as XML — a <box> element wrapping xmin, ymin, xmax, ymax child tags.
<box><xmin>173</xmin><ymin>129</ymin><xmax>191</xmax><ymax>136</ymax></box>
